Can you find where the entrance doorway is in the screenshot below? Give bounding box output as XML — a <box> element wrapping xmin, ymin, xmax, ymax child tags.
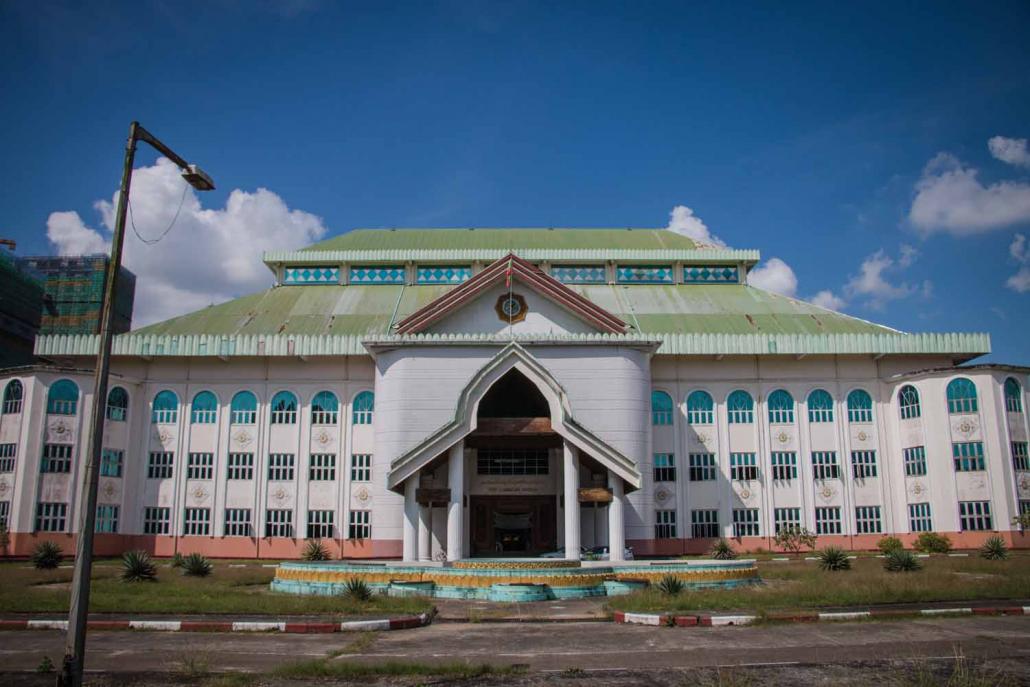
<box><xmin>470</xmin><ymin>495</ymin><xmax>557</xmax><ymax>555</ymax></box>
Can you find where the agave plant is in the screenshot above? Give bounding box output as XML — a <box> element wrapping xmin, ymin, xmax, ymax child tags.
<box><xmin>980</xmin><ymin>536</ymin><xmax>1008</xmax><ymax>561</ymax></box>
<box><xmin>181</xmin><ymin>552</ymin><xmax>212</xmax><ymax>577</ymax></box>
<box><xmin>883</xmin><ymin>549</ymin><xmax>922</xmax><ymax>572</ymax></box>
<box><xmin>302</xmin><ymin>539</ymin><xmax>330</xmax><ymax>561</ymax></box>
<box><xmin>31</xmin><ymin>541</ymin><xmax>62</xmax><ymax>570</ymax></box>
<box><xmin>817</xmin><ymin>546</ymin><xmax>850</xmax><ymax>572</ymax></box>
<box><xmin>170</xmin><ymin>551</ymin><xmax>185</xmax><ymax>568</ymax></box>
<box><xmin>121</xmin><ymin>550</ymin><xmax>158</xmax><ymax>582</ymax></box>
<box><xmin>709</xmin><ymin>539</ymin><xmax>737</xmax><ymax>560</ymax></box>
<box><xmin>656</xmin><ymin>575</ymin><xmax>685</xmax><ymax>595</ymax></box>
<box><xmin>345</xmin><ymin>577</ymin><xmax>373</xmax><ymax>602</ymax></box>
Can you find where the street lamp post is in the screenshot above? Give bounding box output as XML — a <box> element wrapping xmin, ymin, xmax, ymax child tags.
<box><xmin>59</xmin><ymin>121</ymin><xmax>214</xmax><ymax>687</ymax></box>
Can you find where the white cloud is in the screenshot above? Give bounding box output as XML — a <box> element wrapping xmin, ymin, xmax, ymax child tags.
<box><xmin>843</xmin><ymin>249</ymin><xmax>917</xmax><ymax>309</ymax></box>
<box><xmin>665</xmin><ymin>205</ymin><xmax>726</xmax><ymax>247</ymax></box>
<box><xmin>809</xmin><ymin>289</ymin><xmax>846</xmax><ymax>311</ymax></box>
<box><xmin>988</xmin><ymin>136</ymin><xmax>1030</xmax><ymax>167</ymax></box>
<box><xmin>47</xmin><ymin>157</ymin><xmax>327</xmax><ymax>327</ymax></box>
<box><xmin>898</xmin><ymin>244</ymin><xmax>918</xmax><ymax>268</ymax></box>
<box><xmin>909</xmin><ymin>152</ymin><xmax>1030</xmax><ymax>235</ymax></box>
<box><xmin>1007</xmin><ymin>233</ymin><xmax>1030</xmax><ymax>293</ymax></box>
<box><xmin>746</xmin><ymin>257</ymin><xmax>798</xmax><ymax>297</ymax></box>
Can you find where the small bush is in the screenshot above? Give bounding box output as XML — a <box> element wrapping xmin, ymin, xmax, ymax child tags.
<box><xmin>709</xmin><ymin>539</ymin><xmax>737</xmax><ymax>560</ymax></box>
<box><xmin>31</xmin><ymin>541</ymin><xmax>62</xmax><ymax>570</ymax></box>
<box><xmin>914</xmin><ymin>532</ymin><xmax>952</xmax><ymax>554</ymax></box>
<box><xmin>170</xmin><ymin>552</ymin><xmax>185</xmax><ymax>568</ymax></box>
<box><xmin>345</xmin><ymin>578</ymin><xmax>373</xmax><ymax>602</ymax></box>
<box><xmin>774</xmin><ymin>526</ymin><xmax>817</xmax><ymax>555</ymax></box>
<box><xmin>884</xmin><ymin>549</ymin><xmax>922</xmax><ymax>572</ymax></box>
<box><xmin>121</xmin><ymin>550</ymin><xmax>158</xmax><ymax>582</ymax></box>
<box><xmin>656</xmin><ymin>575</ymin><xmax>685</xmax><ymax>595</ymax></box>
<box><xmin>817</xmin><ymin>546</ymin><xmax>850</xmax><ymax>572</ymax></box>
<box><xmin>876</xmin><ymin>536</ymin><xmax>903</xmax><ymax>554</ymax></box>
<box><xmin>302</xmin><ymin>540</ymin><xmax>330</xmax><ymax>561</ymax></box>
<box><xmin>181</xmin><ymin>553</ymin><xmax>212</xmax><ymax>577</ymax></box>
<box><xmin>979</xmin><ymin>536</ymin><xmax>1008</xmax><ymax>561</ymax></box>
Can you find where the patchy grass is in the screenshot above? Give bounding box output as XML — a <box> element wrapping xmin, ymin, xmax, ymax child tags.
<box><xmin>272</xmin><ymin>658</ymin><xmax>518</xmax><ymax>679</ymax></box>
<box><xmin>609</xmin><ymin>555</ymin><xmax>1030</xmax><ymax>613</ymax></box>
<box><xmin>0</xmin><ymin>560</ymin><xmax>431</xmax><ymax>617</ymax></box>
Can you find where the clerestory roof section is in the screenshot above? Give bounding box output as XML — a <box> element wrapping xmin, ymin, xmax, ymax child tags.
<box><xmin>302</xmin><ymin>228</ymin><xmax>702</xmax><ymax>252</ymax></box>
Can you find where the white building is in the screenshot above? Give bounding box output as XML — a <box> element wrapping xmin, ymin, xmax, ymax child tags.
<box><xmin>1</xmin><ymin>228</ymin><xmax>1027</xmax><ymax>560</ymax></box>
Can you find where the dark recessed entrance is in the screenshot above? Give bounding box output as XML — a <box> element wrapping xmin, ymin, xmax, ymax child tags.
<box><xmin>470</xmin><ymin>495</ymin><xmax>556</xmax><ymax>555</ymax></box>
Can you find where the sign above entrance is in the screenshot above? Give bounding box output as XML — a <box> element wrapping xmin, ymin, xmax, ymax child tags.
<box><xmin>495</xmin><ymin>293</ymin><xmax>528</xmax><ymax>324</ymax></box>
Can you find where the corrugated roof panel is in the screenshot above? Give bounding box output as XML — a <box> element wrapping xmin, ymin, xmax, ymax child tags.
<box><xmin>302</xmin><ymin>228</ymin><xmax>700</xmax><ymax>252</ymax></box>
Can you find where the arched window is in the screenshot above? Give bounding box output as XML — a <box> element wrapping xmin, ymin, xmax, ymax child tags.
<box><xmin>270</xmin><ymin>390</ymin><xmax>298</xmax><ymax>424</ymax></box>
<box><xmin>651</xmin><ymin>391</ymin><xmax>673</xmax><ymax>426</ymax></box>
<box><xmin>899</xmin><ymin>385</ymin><xmax>921</xmax><ymax>419</ymax></box>
<box><xmin>847</xmin><ymin>389</ymin><xmax>873</xmax><ymax>423</ymax></box>
<box><xmin>1005</xmin><ymin>377</ymin><xmax>1023</xmax><ymax>413</ymax></box>
<box><xmin>47</xmin><ymin>379</ymin><xmax>79</xmax><ymax>415</ymax></box>
<box><xmin>686</xmin><ymin>390</ymin><xmax>714</xmax><ymax>424</ymax></box>
<box><xmin>946</xmin><ymin>378</ymin><xmax>978</xmax><ymax>414</ymax></box>
<box><xmin>767</xmin><ymin>389</ymin><xmax>795</xmax><ymax>424</ymax></box>
<box><xmin>151</xmin><ymin>390</ymin><xmax>179</xmax><ymax>424</ymax></box>
<box><xmin>191</xmin><ymin>391</ymin><xmax>218</xmax><ymax>424</ymax></box>
<box><xmin>727</xmin><ymin>390</ymin><xmax>754</xmax><ymax>424</ymax></box>
<box><xmin>106</xmin><ymin>387</ymin><xmax>128</xmax><ymax>421</ymax></box>
<box><xmin>230</xmin><ymin>391</ymin><xmax>257</xmax><ymax>425</ymax></box>
<box><xmin>2</xmin><ymin>379</ymin><xmax>23</xmax><ymax>414</ymax></box>
<box><xmin>311</xmin><ymin>391</ymin><xmax>339</xmax><ymax>425</ymax></box>
<box><xmin>352</xmin><ymin>391</ymin><xmax>374</xmax><ymax>425</ymax></box>
<box><xmin>807</xmin><ymin>389</ymin><xmax>834</xmax><ymax>423</ymax></box>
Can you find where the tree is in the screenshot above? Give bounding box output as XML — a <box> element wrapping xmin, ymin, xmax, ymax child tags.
<box><xmin>774</xmin><ymin>526</ymin><xmax>817</xmax><ymax>555</ymax></box>
<box><xmin>1013</xmin><ymin>512</ymin><xmax>1030</xmax><ymax>534</ymax></box>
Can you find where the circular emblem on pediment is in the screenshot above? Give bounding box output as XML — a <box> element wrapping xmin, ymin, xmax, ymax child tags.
<box><xmin>495</xmin><ymin>293</ymin><xmax>528</xmax><ymax>324</ymax></box>
<box><xmin>777</xmin><ymin>431</ymin><xmax>790</xmax><ymax>445</ymax></box>
<box><xmin>0</xmin><ymin>479</ymin><xmax>9</xmax><ymax>497</ymax></box>
<box><xmin>316</xmin><ymin>430</ymin><xmax>332</xmax><ymax>446</ymax></box>
<box><xmin>820</xmin><ymin>484</ymin><xmax>836</xmax><ymax>502</ymax></box>
<box><xmin>857</xmin><ymin>431</ymin><xmax>869</xmax><ymax>442</ymax></box>
<box><xmin>953</xmin><ymin>418</ymin><xmax>978</xmax><ymax>438</ymax></box>
<box><xmin>909</xmin><ymin>481</ymin><xmax>926</xmax><ymax>498</ymax></box>
<box><xmin>272</xmin><ymin>487</ymin><xmax>288</xmax><ymax>503</ymax></box>
<box><xmin>355</xmin><ymin>487</ymin><xmax>371</xmax><ymax>503</ymax></box>
<box><xmin>102</xmin><ymin>481</ymin><xmax>118</xmax><ymax>501</ymax></box>
<box><xmin>233</xmin><ymin>430</ymin><xmax>253</xmax><ymax>447</ymax></box>
<box><xmin>191</xmin><ymin>486</ymin><xmax>209</xmax><ymax>503</ymax></box>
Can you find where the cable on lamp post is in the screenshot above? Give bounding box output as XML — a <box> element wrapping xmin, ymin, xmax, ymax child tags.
<box><xmin>58</xmin><ymin>121</ymin><xmax>215</xmax><ymax>687</ymax></box>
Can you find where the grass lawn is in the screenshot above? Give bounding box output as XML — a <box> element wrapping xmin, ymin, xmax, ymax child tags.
<box><xmin>609</xmin><ymin>554</ymin><xmax>1030</xmax><ymax>613</ymax></box>
<box><xmin>0</xmin><ymin>559</ymin><xmax>431</xmax><ymax>617</ymax></box>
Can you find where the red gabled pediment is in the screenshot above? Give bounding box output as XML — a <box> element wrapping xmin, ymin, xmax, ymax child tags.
<box><xmin>394</xmin><ymin>253</ymin><xmax>627</xmax><ymax>334</ymax></box>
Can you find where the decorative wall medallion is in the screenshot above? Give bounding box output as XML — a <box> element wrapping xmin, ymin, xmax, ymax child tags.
<box><xmin>971</xmin><ymin>477</ymin><xmax>987</xmax><ymax>490</ymax></box>
<box><xmin>101</xmin><ymin>481</ymin><xmax>118</xmax><ymax>501</ymax></box>
<box><xmin>315</xmin><ymin>430</ymin><xmax>332</xmax><ymax>446</ymax></box>
<box><xmin>952</xmin><ymin>418</ymin><xmax>978</xmax><ymax>438</ymax></box>
<box><xmin>50</xmin><ymin>419</ymin><xmax>70</xmax><ymax>437</ymax></box>
<box><xmin>355</xmin><ymin>487</ymin><xmax>371</xmax><ymax>503</ymax></box>
<box><xmin>233</xmin><ymin>430</ymin><xmax>253</xmax><ymax>447</ymax></box>
<box><xmin>777</xmin><ymin>431</ymin><xmax>790</xmax><ymax>445</ymax></box>
<box><xmin>857</xmin><ymin>431</ymin><xmax>868</xmax><ymax>442</ymax></box>
<box><xmin>737</xmin><ymin>486</ymin><xmax>752</xmax><ymax>502</ymax></box>
<box><xmin>494</xmin><ymin>293</ymin><xmax>528</xmax><ymax>324</ymax></box>
<box><xmin>1018</xmin><ymin>475</ymin><xmax>1030</xmax><ymax>496</ymax></box>
<box><xmin>655</xmin><ymin>487</ymin><xmax>672</xmax><ymax>504</ymax></box>
<box><xmin>0</xmin><ymin>479</ymin><xmax>9</xmax><ymax>497</ymax></box>
<box><xmin>695</xmin><ymin>432</ymin><xmax>710</xmax><ymax>445</ymax></box>
<box><xmin>909</xmin><ymin>481</ymin><xmax>926</xmax><ymax>498</ymax></box>
<box><xmin>819</xmin><ymin>484</ymin><xmax>836</xmax><ymax>502</ymax></box>
<box><xmin>158</xmin><ymin>428</ymin><xmax>173</xmax><ymax>444</ymax></box>
<box><xmin>272</xmin><ymin>487</ymin><xmax>288</xmax><ymax>503</ymax></box>
<box><xmin>191</xmin><ymin>486</ymin><xmax>209</xmax><ymax>503</ymax></box>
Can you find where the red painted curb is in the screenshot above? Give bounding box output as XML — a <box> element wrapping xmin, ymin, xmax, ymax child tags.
<box><xmin>181</xmin><ymin>621</ymin><xmax>233</xmax><ymax>632</ymax></box>
<box><xmin>869</xmin><ymin>610</ymin><xmax>911</xmax><ymax>618</ymax></box>
<box><xmin>611</xmin><ymin>606</ymin><xmax>1028</xmax><ymax>627</ymax></box>
<box><xmin>766</xmin><ymin>612</ymin><xmax>818</xmax><ymax>623</ymax></box>
<box><xmin>673</xmin><ymin>615</ymin><xmax>698</xmax><ymax>627</ymax></box>
<box><xmin>696</xmin><ymin>614</ymin><xmax>712</xmax><ymax>627</ymax></box>
<box><xmin>284</xmin><ymin>622</ymin><xmax>337</xmax><ymax>634</ymax></box>
<box><xmin>86</xmin><ymin>621</ymin><xmax>130</xmax><ymax>631</ymax></box>
<box><xmin>389</xmin><ymin>615</ymin><xmax>424</xmax><ymax>630</ymax></box>
<box><xmin>613</xmin><ymin>611</ymin><xmax>625</xmax><ymax>623</ymax></box>
<box><xmin>0</xmin><ymin>620</ymin><xmax>28</xmax><ymax>630</ymax></box>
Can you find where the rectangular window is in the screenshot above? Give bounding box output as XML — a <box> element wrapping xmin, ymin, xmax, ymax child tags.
<box><xmin>352</xmin><ymin>406</ymin><xmax>373</xmax><ymax>426</ymax></box>
<box><xmin>686</xmin><ymin>405</ymin><xmax>713</xmax><ymax>425</ymax></box>
<box><xmin>350</xmin><ymin>454</ymin><xmax>372</xmax><ymax>482</ymax></box>
<box><xmin>959</xmin><ymin>501</ymin><xmax>993</xmax><ymax>531</ymax></box>
<box><xmin>652</xmin><ymin>408</ymin><xmax>673</xmax><ymax>426</ymax></box>
<box><xmin>812</xmin><ymin>451</ymin><xmax>840</xmax><ymax>480</ymax></box>
<box><xmin>191</xmin><ymin>406</ymin><xmax>217</xmax><ymax>424</ymax></box>
<box><xmin>691</xmin><ymin>509</ymin><xmax>719</xmax><ymax>538</ymax></box>
<box><xmin>733</xmin><ymin>508</ymin><xmax>760</xmax><ymax>537</ymax></box>
<box><xmin>655</xmin><ymin>510</ymin><xmax>677</xmax><ymax>539</ymax></box>
<box><xmin>183</xmin><ymin>508</ymin><xmax>211</xmax><ymax>536</ymax></box>
<box><xmin>1020</xmin><ymin>500</ymin><xmax>1030</xmax><ymax>515</ymax></box>
<box><xmin>143</xmin><ymin>507</ymin><xmax>170</xmax><ymax>535</ymax></box>
<box><xmin>268</xmin><ymin>453</ymin><xmax>295</xmax><ymax>481</ymax></box>
<box><xmin>187</xmin><ymin>452</ymin><xmax>214</xmax><ymax>480</ymax></box>
<box><xmin>854</xmin><ymin>505</ymin><xmax>882</xmax><ymax>534</ymax></box>
<box><xmin>774</xmin><ymin>507</ymin><xmax>801</xmax><ymax>534</ymax></box>
<box><xmin>309</xmin><ymin>454</ymin><xmax>336</xmax><ymax>481</ymax></box>
<box><xmin>3</xmin><ymin>395</ymin><xmax>22</xmax><ymax>414</ymax></box>
<box><xmin>311</xmin><ymin>407</ymin><xmax>338</xmax><ymax>425</ymax></box>
<box><xmin>908</xmin><ymin>502</ymin><xmax>932</xmax><ymax>532</ymax></box>
<box><xmin>224</xmin><ymin>508</ymin><xmax>252</xmax><ymax>537</ymax></box>
<box><xmin>653</xmin><ymin>453</ymin><xmax>676</xmax><ymax>482</ymax></box>
<box><xmin>476</xmin><ymin>449</ymin><xmax>548</xmax><ymax>476</ymax></box>
<box><xmin>307</xmin><ymin>510</ymin><xmax>334</xmax><ymax>538</ymax></box>
<box><xmin>688</xmin><ymin>453</ymin><xmax>716</xmax><ymax>481</ymax></box>
<box><xmin>617</xmin><ymin>265</ymin><xmax>674</xmax><ymax>284</ymax></box>
<box><xmin>40</xmin><ymin>444</ymin><xmax>72</xmax><ymax>473</ymax></box>
<box><xmin>265</xmin><ymin>509</ymin><xmax>293</xmax><ymax>537</ymax></box>
<box><xmin>227</xmin><ymin>453</ymin><xmax>254</xmax><ymax>480</ymax></box>
<box><xmin>147</xmin><ymin>451</ymin><xmax>174</xmax><ymax>479</ymax></box>
<box><xmin>348</xmin><ymin>510</ymin><xmax>371</xmax><ymax>539</ymax></box>
<box><xmin>99</xmin><ymin>449</ymin><xmax>123</xmax><ymax>478</ymax></box>
<box><xmin>771</xmin><ymin>452</ymin><xmax>797</xmax><ymax>481</ymax></box>
<box><xmin>808</xmin><ymin>404</ymin><xmax>833</xmax><ymax>424</ymax></box>
<box><xmin>35</xmin><ymin>502</ymin><xmax>67</xmax><ymax>532</ymax></box>
<box><xmin>551</xmin><ymin>264</ymin><xmax>606</xmax><ymax>285</ymax></box>
<box><xmin>952</xmin><ymin>442</ymin><xmax>985</xmax><ymax>472</ymax></box>
<box><xmin>1013</xmin><ymin>442</ymin><xmax>1029</xmax><ymax>471</ymax></box>
<box><xmin>848</xmin><ymin>406</ymin><xmax>873</xmax><ymax>423</ymax></box>
<box><xmin>815</xmin><ymin>506</ymin><xmax>841</xmax><ymax>535</ymax></box>
<box><xmin>0</xmin><ymin>443</ymin><xmax>15</xmax><ymax>473</ymax></box>
<box><xmin>727</xmin><ymin>405</ymin><xmax>753</xmax><ymax>424</ymax></box>
<box><xmin>903</xmin><ymin>446</ymin><xmax>927</xmax><ymax>477</ymax></box>
<box><xmin>95</xmin><ymin>504</ymin><xmax>118</xmax><ymax>533</ymax></box>
<box><xmin>730</xmin><ymin>453</ymin><xmax>758</xmax><ymax>481</ymax></box>
<box><xmin>851</xmin><ymin>450</ymin><xmax>877</xmax><ymax>479</ymax></box>
<box><xmin>0</xmin><ymin>501</ymin><xmax>9</xmax><ymax>527</ymax></box>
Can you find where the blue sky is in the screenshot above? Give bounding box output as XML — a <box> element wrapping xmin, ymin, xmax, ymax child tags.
<box><xmin>1</xmin><ymin>1</ymin><xmax>1028</xmax><ymax>362</ymax></box>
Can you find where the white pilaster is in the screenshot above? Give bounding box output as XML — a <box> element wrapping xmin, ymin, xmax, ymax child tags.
<box><xmin>403</xmin><ymin>476</ymin><xmax>418</xmax><ymax>561</ymax></box>
<box><xmin>447</xmin><ymin>441</ymin><xmax>464</xmax><ymax>561</ymax></box>
<box><xmin>563</xmin><ymin>443</ymin><xmax>580</xmax><ymax>560</ymax></box>
<box><xmin>609</xmin><ymin>470</ymin><xmax>625</xmax><ymax>561</ymax></box>
<box><xmin>418</xmin><ymin>504</ymin><xmax>432</xmax><ymax>562</ymax></box>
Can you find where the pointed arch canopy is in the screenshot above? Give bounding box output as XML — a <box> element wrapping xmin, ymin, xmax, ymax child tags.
<box><xmin>386</xmin><ymin>342</ymin><xmax>641</xmax><ymax>493</ymax></box>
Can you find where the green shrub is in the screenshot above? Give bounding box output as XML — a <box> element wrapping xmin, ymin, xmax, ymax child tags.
<box><xmin>181</xmin><ymin>553</ymin><xmax>212</xmax><ymax>577</ymax></box>
<box><xmin>302</xmin><ymin>540</ymin><xmax>330</xmax><ymax>561</ymax></box>
<box><xmin>170</xmin><ymin>552</ymin><xmax>185</xmax><ymax>568</ymax></box>
<box><xmin>876</xmin><ymin>536</ymin><xmax>903</xmax><ymax>554</ymax></box>
<box><xmin>884</xmin><ymin>549</ymin><xmax>922</xmax><ymax>572</ymax></box>
<box><xmin>774</xmin><ymin>526</ymin><xmax>817</xmax><ymax>555</ymax></box>
<box><xmin>709</xmin><ymin>539</ymin><xmax>737</xmax><ymax>560</ymax></box>
<box><xmin>979</xmin><ymin>536</ymin><xmax>1008</xmax><ymax>561</ymax></box>
<box><xmin>914</xmin><ymin>532</ymin><xmax>952</xmax><ymax>554</ymax></box>
<box><xmin>31</xmin><ymin>541</ymin><xmax>62</xmax><ymax>570</ymax></box>
<box><xmin>344</xmin><ymin>578</ymin><xmax>373</xmax><ymax>602</ymax></box>
<box><xmin>121</xmin><ymin>550</ymin><xmax>158</xmax><ymax>582</ymax></box>
<box><xmin>656</xmin><ymin>575</ymin><xmax>685</xmax><ymax>595</ymax></box>
<box><xmin>817</xmin><ymin>546</ymin><xmax>850</xmax><ymax>572</ymax></box>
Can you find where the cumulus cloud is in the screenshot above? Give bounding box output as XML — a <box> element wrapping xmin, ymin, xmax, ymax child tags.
<box><xmin>1008</xmin><ymin>233</ymin><xmax>1030</xmax><ymax>293</ymax></box>
<box><xmin>842</xmin><ymin>249</ymin><xmax>922</xmax><ymax>309</ymax></box>
<box><xmin>665</xmin><ymin>205</ymin><xmax>726</xmax><ymax>247</ymax></box>
<box><xmin>746</xmin><ymin>257</ymin><xmax>798</xmax><ymax>297</ymax></box>
<box><xmin>909</xmin><ymin>152</ymin><xmax>1030</xmax><ymax>234</ymax></box>
<box><xmin>46</xmin><ymin>157</ymin><xmax>327</xmax><ymax>327</ymax></box>
<box><xmin>809</xmin><ymin>289</ymin><xmax>846</xmax><ymax>311</ymax></box>
<box><xmin>988</xmin><ymin>136</ymin><xmax>1030</xmax><ymax>167</ymax></box>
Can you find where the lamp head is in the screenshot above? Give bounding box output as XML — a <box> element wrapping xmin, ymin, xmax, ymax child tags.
<box><xmin>182</xmin><ymin>164</ymin><xmax>215</xmax><ymax>191</ymax></box>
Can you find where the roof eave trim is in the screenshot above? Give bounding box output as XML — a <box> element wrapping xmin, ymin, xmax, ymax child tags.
<box><xmin>263</xmin><ymin>248</ymin><xmax>761</xmax><ymax>264</ymax></box>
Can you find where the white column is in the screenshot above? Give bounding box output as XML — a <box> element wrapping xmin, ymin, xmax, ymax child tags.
<box><xmin>447</xmin><ymin>441</ymin><xmax>464</xmax><ymax>561</ymax></box>
<box><xmin>563</xmin><ymin>443</ymin><xmax>581</xmax><ymax>560</ymax></box>
<box><xmin>403</xmin><ymin>476</ymin><xmax>418</xmax><ymax>561</ymax></box>
<box><xmin>608</xmin><ymin>470</ymin><xmax>625</xmax><ymax>562</ymax></box>
<box><xmin>418</xmin><ymin>505</ymin><xmax>432</xmax><ymax>562</ymax></box>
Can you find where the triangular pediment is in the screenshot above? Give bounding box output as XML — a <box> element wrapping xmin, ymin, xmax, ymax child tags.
<box><xmin>394</xmin><ymin>254</ymin><xmax>627</xmax><ymax>335</ymax></box>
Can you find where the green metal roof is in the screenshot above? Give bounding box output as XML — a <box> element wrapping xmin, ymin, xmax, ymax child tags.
<box><xmin>303</xmin><ymin>228</ymin><xmax>701</xmax><ymax>252</ymax></box>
